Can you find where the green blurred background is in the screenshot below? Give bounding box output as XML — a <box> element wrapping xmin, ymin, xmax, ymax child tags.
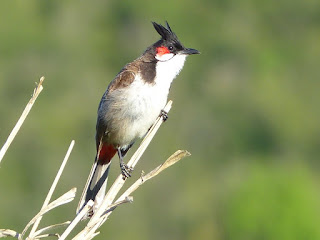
<box><xmin>1</xmin><ymin>1</ymin><xmax>320</xmax><ymax>239</ymax></box>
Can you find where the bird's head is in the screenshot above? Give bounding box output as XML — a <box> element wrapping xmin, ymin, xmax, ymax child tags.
<box><xmin>150</xmin><ymin>21</ymin><xmax>200</xmax><ymax>62</ymax></box>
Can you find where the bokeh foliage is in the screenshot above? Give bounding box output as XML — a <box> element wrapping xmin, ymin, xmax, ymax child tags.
<box><xmin>1</xmin><ymin>0</ymin><xmax>320</xmax><ymax>239</ymax></box>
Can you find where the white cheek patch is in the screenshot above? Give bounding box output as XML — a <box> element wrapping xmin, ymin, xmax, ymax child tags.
<box><xmin>155</xmin><ymin>53</ymin><xmax>174</xmax><ymax>61</ymax></box>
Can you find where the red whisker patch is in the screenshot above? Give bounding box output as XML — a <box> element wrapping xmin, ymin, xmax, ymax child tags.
<box><xmin>156</xmin><ymin>46</ymin><xmax>170</xmax><ymax>56</ymax></box>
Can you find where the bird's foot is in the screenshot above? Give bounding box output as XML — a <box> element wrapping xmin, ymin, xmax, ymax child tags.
<box><xmin>120</xmin><ymin>162</ymin><xmax>133</xmax><ymax>180</ymax></box>
<box><xmin>160</xmin><ymin>109</ymin><xmax>169</xmax><ymax>122</ymax></box>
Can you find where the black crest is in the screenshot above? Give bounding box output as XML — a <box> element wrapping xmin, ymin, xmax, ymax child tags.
<box><xmin>152</xmin><ymin>21</ymin><xmax>179</xmax><ymax>42</ymax></box>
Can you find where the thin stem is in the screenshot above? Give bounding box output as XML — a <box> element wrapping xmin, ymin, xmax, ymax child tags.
<box><xmin>28</xmin><ymin>140</ymin><xmax>75</xmax><ymax>237</ymax></box>
<box><xmin>0</xmin><ymin>76</ymin><xmax>45</xmax><ymax>164</ymax></box>
<box><xmin>59</xmin><ymin>200</ymin><xmax>94</xmax><ymax>240</ymax></box>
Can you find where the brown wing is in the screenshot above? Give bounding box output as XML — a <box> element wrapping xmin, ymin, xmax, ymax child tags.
<box><xmin>107</xmin><ymin>64</ymin><xmax>138</xmax><ymax>93</ymax></box>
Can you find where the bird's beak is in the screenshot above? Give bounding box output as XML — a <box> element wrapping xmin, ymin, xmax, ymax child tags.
<box><xmin>180</xmin><ymin>48</ymin><xmax>200</xmax><ymax>55</ymax></box>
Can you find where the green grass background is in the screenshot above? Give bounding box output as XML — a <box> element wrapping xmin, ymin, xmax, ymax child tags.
<box><xmin>1</xmin><ymin>1</ymin><xmax>320</xmax><ymax>239</ymax></box>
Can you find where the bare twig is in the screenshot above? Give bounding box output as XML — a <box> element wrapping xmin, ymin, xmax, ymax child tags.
<box><xmin>33</xmin><ymin>221</ymin><xmax>71</xmax><ymax>238</ymax></box>
<box><xmin>59</xmin><ymin>200</ymin><xmax>94</xmax><ymax>240</ymax></box>
<box><xmin>117</xmin><ymin>150</ymin><xmax>191</xmax><ymax>202</ymax></box>
<box><xmin>27</xmin><ymin>140</ymin><xmax>75</xmax><ymax>238</ymax></box>
<box><xmin>101</xmin><ymin>196</ymin><xmax>133</xmax><ymax>216</ymax></box>
<box><xmin>0</xmin><ymin>76</ymin><xmax>45</xmax><ymax>164</ymax></box>
<box><xmin>22</xmin><ymin>188</ymin><xmax>77</xmax><ymax>237</ymax></box>
<box><xmin>0</xmin><ymin>229</ymin><xmax>20</xmax><ymax>239</ymax></box>
<box><xmin>90</xmin><ymin>150</ymin><xmax>190</xmax><ymax>236</ymax></box>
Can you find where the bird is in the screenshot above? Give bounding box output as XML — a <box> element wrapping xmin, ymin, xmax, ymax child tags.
<box><xmin>77</xmin><ymin>21</ymin><xmax>199</xmax><ymax>217</ymax></box>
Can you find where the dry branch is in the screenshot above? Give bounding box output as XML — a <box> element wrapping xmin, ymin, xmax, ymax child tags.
<box><xmin>28</xmin><ymin>140</ymin><xmax>75</xmax><ymax>238</ymax></box>
<box><xmin>117</xmin><ymin>150</ymin><xmax>191</xmax><ymax>202</ymax></box>
<box><xmin>0</xmin><ymin>76</ymin><xmax>44</xmax><ymax>164</ymax></box>
<box><xmin>22</xmin><ymin>188</ymin><xmax>77</xmax><ymax>237</ymax></box>
<box><xmin>59</xmin><ymin>200</ymin><xmax>94</xmax><ymax>240</ymax></box>
<box><xmin>0</xmin><ymin>229</ymin><xmax>20</xmax><ymax>238</ymax></box>
<box><xmin>33</xmin><ymin>221</ymin><xmax>71</xmax><ymax>238</ymax></box>
<box><xmin>0</xmin><ymin>140</ymin><xmax>75</xmax><ymax>240</ymax></box>
<box><xmin>0</xmin><ymin>96</ymin><xmax>191</xmax><ymax>240</ymax></box>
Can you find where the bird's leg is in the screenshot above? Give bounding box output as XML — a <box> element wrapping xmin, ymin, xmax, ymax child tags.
<box><xmin>160</xmin><ymin>109</ymin><xmax>169</xmax><ymax>121</ymax></box>
<box><xmin>118</xmin><ymin>148</ymin><xmax>133</xmax><ymax>180</ymax></box>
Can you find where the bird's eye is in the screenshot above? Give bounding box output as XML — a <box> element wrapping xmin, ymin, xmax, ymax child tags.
<box><xmin>168</xmin><ymin>45</ymin><xmax>174</xmax><ymax>51</ymax></box>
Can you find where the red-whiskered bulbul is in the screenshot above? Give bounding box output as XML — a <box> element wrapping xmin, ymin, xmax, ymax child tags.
<box><xmin>77</xmin><ymin>21</ymin><xmax>199</xmax><ymax>216</ymax></box>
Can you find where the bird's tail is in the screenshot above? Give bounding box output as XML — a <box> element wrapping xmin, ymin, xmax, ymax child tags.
<box><xmin>77</xmin><ymin>144</ymin><xmax>117</xmax><ymax>218</ymax></box>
